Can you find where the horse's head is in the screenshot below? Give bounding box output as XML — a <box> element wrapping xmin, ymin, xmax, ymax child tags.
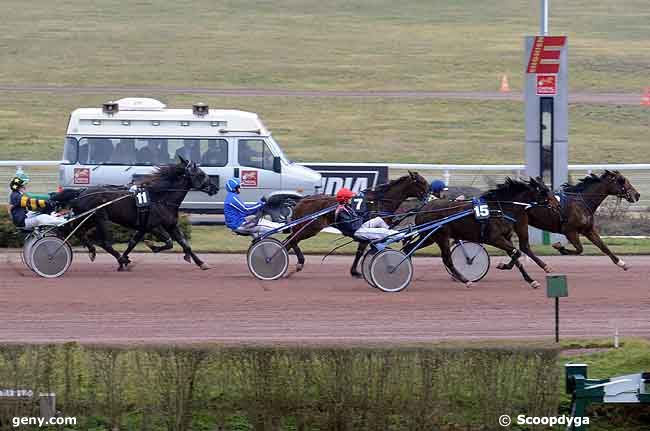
<box><xmin>178</xmin><ymin>156</ymin><xmax>219</xmax><ymax>196</ymax></box>
<box><xmin>528</xmin><ymin>177</ymin><xmax>560</xmax><ymax>210</ymax></box>
<box><xmin>403</xmin><ymin>171</ymin><xmax>430</xmax><ymax>200</ymax></box>
<box><xmin>602</xmin><ymin>170</ymin><xmax>640</xmax><ymax>203</ymax></box>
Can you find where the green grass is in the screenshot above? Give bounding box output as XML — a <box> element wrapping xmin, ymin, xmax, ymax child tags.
<box><xmin>163</xmin><ymin>226</ymin><xmax>650</xmax><ymax>255</ymax></box>
<box><xmin>1</xmin><ymin>92</ymin><xmax>649</xmax><ymax>165</ymax></box>
<box><xmin>0</xmin><ymin>0</ymin><xmax>648</xmax><ymax>92</ymax></box>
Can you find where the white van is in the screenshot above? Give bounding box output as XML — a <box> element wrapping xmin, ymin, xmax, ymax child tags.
<box><xmin>59</xmin><ymin>98</ymin><xmax>322</xmax><ymax>212</ymax></box>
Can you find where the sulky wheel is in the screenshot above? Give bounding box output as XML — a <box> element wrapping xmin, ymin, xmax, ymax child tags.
<box><xmin>369</xmin><ymin>249</ymin><xmax>413</xmax><ymax>293</ymax></box>
<box><xmin>361</xmin><ymin>248</ymin><xmax>378</xmax><ymax>288</ymax></box>
<box><xmin>22</xmin><ymin>233</ymin><xmax>39</xmax><ymax>270</ymax></box>
<box><xmin>447</xmin><ymin>241</ymin><xmax>490</xmax><ymax>282</ymax></box>
<box><xmin>29</xmin><ymin>236</ymin><xmax>73</xmax><ymax>278</ymax></box>
<box><xmin>247</xmin><ymin>238</ymin><xmax>289</xmax><ymax>281</ymax></box>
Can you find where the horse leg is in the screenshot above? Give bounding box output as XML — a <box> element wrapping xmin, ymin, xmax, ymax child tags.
<box><xmin>145</xmin><ymin>227</ymin><xmax>173</xmax><ymax>253</ymax></box>
<box><xmin>284</xmin><ymin>239</ymin><xmax>306</xmax><ymax>272</ymax></box>
<box><xmin>80</xmin><ymin>231</ymin><xmax>97</xmax><ymax>262</ymax></box>
<box><xmin>92</xmin><ymin>210</ymin><xmax>125</xmax><ymax>270</ymax></box>
<box><xmin>515</xmin><ymin>223</ymin><xmax>552</xmax><ymax>273</ymax></box>
<box><xmin>119</xmin><ymin>229</ymin><xmax>147</xmax><ymax>267</ymax></box>
<box><xmin>437</xmin><ymin>236</ymin><xmax>472</xmax><ymax>287</ymax></box>
<box><xmin>286</xmin><ymin>222</ymin><xmax>322</xmax><ymax>272</ymax></box>
<box><xmin>552</xmin><ymin>230</ymin><xmax>584</xmax><ymax>256</ymax></box>
<box><xmin>583</xmin><ymin>228</ymin><xmax>628</xmax><ymax>270</ymax></box>
<box><xmin>168</xmin><ymin>224</ymin><xmax>209</xmax><ymax>270</ymax></box>
<box><xmin>490</xmin><ymin>237</ymin><xmax>538</xmax><ymax>288</ymax></box>
<box><xmin>350</xmin><ymin>242</ymin><xmax>368</xmax><ymax>278</ymax></box>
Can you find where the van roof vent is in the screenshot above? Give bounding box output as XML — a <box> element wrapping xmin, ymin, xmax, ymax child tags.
<box><xmin>113</xmin><ymin>97</ymin><xmax>166</xmax><ymax>111</ymax></box>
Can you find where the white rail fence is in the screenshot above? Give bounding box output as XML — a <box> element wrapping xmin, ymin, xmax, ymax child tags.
<box><xmin>2</xmin><ymin>161</ymin><xmax>650</xmax><ymax>211</ymax></box>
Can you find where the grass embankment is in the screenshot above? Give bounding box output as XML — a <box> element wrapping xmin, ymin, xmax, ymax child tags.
<box><xmin>0</xmin><ymin>340</ymin><xmax>647</xmax><ymax>430</ymax></box>
<box><xmin>1</xmin><ymin>92</ymin><xmax>649</xmax><ymax>165</ymax></box>
<box><xmin>0</xmin><ymin>343</ymin><xmax>560</xmax><ymax>431</ymax></box>
<box><xmin>0</xmin><ymin>0</ymin><xmax>648</xmax><ymax>92</ymax></box>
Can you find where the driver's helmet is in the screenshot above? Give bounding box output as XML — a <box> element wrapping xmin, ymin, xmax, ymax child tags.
<box><xmin>226</xmin><ymin>177</ymin><xmax>241</xmax><ymax>193</ymax></box>
<box><xmin>9</xmin><ymin>172</ymin><xmax>30</xmax><ymax>192</ymax></box>
<box><xmin>429</xmin><ymin>180</ymin><xmax>448</xmax><ymax>194</ymax></box>
<box><xmin>336</xmin><ymin>187</ymin><xmax>355</xmax><ymax>204</ymax></box>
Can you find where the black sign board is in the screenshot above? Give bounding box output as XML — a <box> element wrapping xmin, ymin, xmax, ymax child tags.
<box><xmin>303</xmin><ymin>164</ymin><xmax>389</xmax><ymax>196</ymax></box>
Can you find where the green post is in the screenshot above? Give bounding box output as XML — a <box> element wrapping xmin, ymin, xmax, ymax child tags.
<box><xmin>547</xmin><ymin>274</ymin><xmax>568</xmax><ymax>342</ymax></box>
<box><xmin>542</xmin><ymin>230</ymin><xmax>551</xmax><ymax>245</ymax></box>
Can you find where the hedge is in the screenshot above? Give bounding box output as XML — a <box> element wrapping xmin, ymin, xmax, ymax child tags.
<box><xmin>0</xmin><ymin>205</ymin><xmax>191</xmax><ymax>248</ymax></box>
<box><xmin>0</xmin><ymin>343</ymin><xmax>561</xmax><ymax>431</ymax></box>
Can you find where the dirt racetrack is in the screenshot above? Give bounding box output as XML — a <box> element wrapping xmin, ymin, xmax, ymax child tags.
<box><xmin>1</xmin><ymin>253</ymin><xmax>648</xmax><ymax>343</ymax></box>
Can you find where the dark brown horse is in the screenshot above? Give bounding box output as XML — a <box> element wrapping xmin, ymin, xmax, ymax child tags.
<box><xmin>404</xmin><ymin>177</ymin><xmax>559</xmax><ymax>288</ymax></box>
<box><xmin>286</xmin><ymin>171</ymin><xmax>429</xmax><ymax>276</ymax></box>
<box><xmin>62</xmin><ymin>157</ymin><xmax>218</xmax><ymax>270</ymax></box>
<box><xmin>527</xmin><ymin>170</ymin><xmax>640</xmax><ymax>270</ymax></box>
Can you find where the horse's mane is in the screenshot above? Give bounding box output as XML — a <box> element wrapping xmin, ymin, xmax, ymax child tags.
<box><xmin>369</xmin><ymin>173</ymin><xmax>426</xmax><ymax>194</ymax></box>
<box><xmin>137</xmin><ymin>164</ymin><xmax>184</xmax><ymax>187</ymax></box>
<box><xmin>562</xmin><ymin>173</ymin><xmax>604</xmax><ymax>193</ymax></box>
<box><xmin>482</xmin><ymin>177</ymin><xmax>533</xmax><ymax>201</ymax></box>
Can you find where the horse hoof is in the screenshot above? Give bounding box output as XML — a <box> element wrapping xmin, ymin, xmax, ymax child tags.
<box><xmin>296</xmin><ymin>263</ymin><xmax>304</xmax><ymax>272</ymax></box>
<box><xmin>88</xmin><ymin>252</ymin><xmax>96</xmax><ymax>262</ymax></box>
<box><xmin>544</xmin><ymin>265</ymin><xmax>553</xmax><ymax>273</ymax></box>
<box><xmin>616</xmin><ymin>260</ymin><xmax>629</xmax><ymax>271</ymax></box>
<box><xmin>183</xmin><ymin>255</ymin><xmax>191</xmax><ymax>264</ymax></box>
<box><xmin>552</xmin><ymin>242</ymin><xmax>562</xmax><ymax>250</ymax></box>
<box><xmin>496</xmin><ymin>262</ymin><xmax>507</xmax><ymax>270</ymax></box>
<box><xmin>200</xmin><ymin>263</ymin><xmax>210</xmax><ymax>270</ymax></box>
<box><xmin>530</xmin><ymin>280</ymin><xmax>540</xmax><ymax>289</ymax></box>
<box><xmin>465</xmin><ymin>281</ymin><xmax>473</xmax><ymax>288</ymax></box>
<box><xmin>351</xmin><ymin>272</ymin><xmax>362</xmax><ymax>279</ymax></box>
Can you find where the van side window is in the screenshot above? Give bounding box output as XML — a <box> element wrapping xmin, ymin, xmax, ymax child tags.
<box><xmin>78</xmin><ymin>138</ymin><xmax>115</xmax><ymax>164</ymax></box>
<box><xmin>63</xmin><ymin>137</ymin><xmax>78</xmax><ymax>164</ymax></box>
<box><xmin>111</xmin><ymin>138</ymin><xmax>137</xmax><ymax>164</ymax></box>
<box><xmin>200</xmin><ymin>139</ymin><xmax>228</xmax><ymax>167</ymax></box>
<box><xmin>170</xmin><ymin>139</ymin><xmax>201</xmax><ymax>162</ymax></box>
<box><xmin>238</xmin><ymin>139</ymin><xmax>274</xmax><ymax>171</ymax></box>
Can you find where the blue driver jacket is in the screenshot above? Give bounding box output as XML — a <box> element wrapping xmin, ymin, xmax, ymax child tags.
<box><xmin>224</xmin><ymin>191</ymin><xmax>265</xmax><ymax>230</ymax></box>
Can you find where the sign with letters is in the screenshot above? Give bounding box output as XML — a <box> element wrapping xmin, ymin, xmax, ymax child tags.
<box><xmin>302</xmin><ymin>164</ymin><xmax>389</xmax><ymax>196</ymax></box>
<box><xmin>536</xmin><ymin>74</ymin><xmax>557</xmax><ymax>95</ymax></box>
<box><xmin>73</xmin><ymin>168</ymin><xmax>90</xmax><ymax>185</ymax></box>
<box><xmin>240</xmin><ymin>170</ymin><xmax>258</xmax><ymax>187</ymax></box>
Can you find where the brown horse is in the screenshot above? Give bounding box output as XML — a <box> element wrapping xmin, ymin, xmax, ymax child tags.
<box><xmin>404</xmin><ymin>177</ymin><xmax>559</xmax><ymax>288</ymax></box>
<box><xmin>527</xmin><ymin>170</ymin><xmax>640</xmax><ymax>270</ymax></box>
<box><xmin>286</xmin><ymin>171</ymin><xmax>429</xmax><ymax>276</ymax></box>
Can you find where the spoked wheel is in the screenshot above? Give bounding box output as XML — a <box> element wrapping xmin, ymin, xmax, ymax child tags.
<box><xmin>22</xmin><ymin>234</ymin><xmax>39</xmax><ymax>270</ymax></box>
<box><xmin>361</xmin><ymin>248</ymin><xmax>378</xmax><ymax>288</ymax></box>
<box><xmin>29</xmin><ymin>236</ymin><xmax>73</xmax><ymax>278</ymax></box>
<box><xmin>247</xmin><ymin>238</ymin><xmax>289</xmax><ymax>281</ymax></box>
<box><xmin>369</xmin><ymin>249</ymin><xmax>413</xmax><ymax>293</ymax></box>
<box><xmin>446</xmin><ymin>241</ymin><xmax>490</xmax><ymax>282</ymax></box>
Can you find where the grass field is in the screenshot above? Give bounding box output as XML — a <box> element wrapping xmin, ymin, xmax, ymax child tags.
<box><xmin>0</xmin><ymin>0</ymin><xmax>648</xmax><ymax>92</ymax></box>
<box><xmin>1</xmin><ymin>0</ymin><xmax>649</xmax><ymax>164</ymax></box>
<box><xmin>1</xmin><ymin>92</ymin><xmax>648</xmax><ymax>164</ymax></box>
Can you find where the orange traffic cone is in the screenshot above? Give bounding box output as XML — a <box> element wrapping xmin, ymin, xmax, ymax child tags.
<box><xmin>500</xmin><ymin>75</ymin><xmax>511</xmax><ymax>93</ymax></box>
<box><xmin>641</xmin><ymin>87</ymin><xmax>650</xmax><ymax>106</ymax></box>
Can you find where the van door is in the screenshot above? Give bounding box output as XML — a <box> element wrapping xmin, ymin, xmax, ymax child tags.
<box><xmin>236</xmin><ymin>138</ymin><xmax>281</xmax><ymax>204</ymax></box>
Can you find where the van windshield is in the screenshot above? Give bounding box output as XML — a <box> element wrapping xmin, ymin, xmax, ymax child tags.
<box><xmin>69</xmin><ymin>137</ymin><xmax>229</xmax><ymax>166</ymax></box>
